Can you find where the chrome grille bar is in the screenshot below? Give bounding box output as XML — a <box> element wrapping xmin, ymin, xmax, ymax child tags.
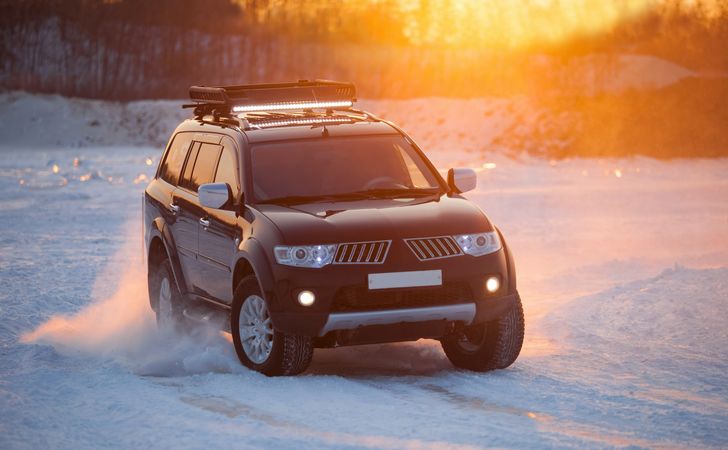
<box><xmin>348</xmin><ymin>243</ymin><xmax>358</xmax><ymax>262</ymax></box>
<box><xmin>334</xmin><ymin>240</ymin><xmax>391</xmax><ymax>264</ymax></box>
<box><xmin>405</xmin><ymin>236</ymin><xmax>462</xmax><ymax>261</ymax></box>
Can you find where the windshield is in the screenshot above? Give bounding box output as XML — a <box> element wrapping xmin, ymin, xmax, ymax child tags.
<box><xmin>251</xmin><ymin>135</ymin><xmax>442</xmax><ymax>203</ymax></box>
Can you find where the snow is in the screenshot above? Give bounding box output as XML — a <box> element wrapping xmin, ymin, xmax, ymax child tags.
<box><xmin>1</xmin><ymin>96</ymin><xmax>728</xmax><ymax>448</ymax></box>
<box><xmin>0</xmin><ymin>91</ymin><xmax>544</xmax><ymax>154</ymax></box>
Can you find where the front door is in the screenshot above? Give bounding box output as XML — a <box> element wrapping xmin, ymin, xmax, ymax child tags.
<box><xmin>196</xmin><ymin>138</ymin><xmax>242</xmax><ymax>304</ymax></box>
<box><xmin>198</xmin><ymin>209</ymin><xmax>239</xmax><ymax>303</ymax></box>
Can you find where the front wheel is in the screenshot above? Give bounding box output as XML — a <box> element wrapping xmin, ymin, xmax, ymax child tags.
<box><xmin>441</xmin><ymin>294</ymin><xmax>525</xmax><ymax>371</ymax></box>
<box><xmin>231</xmin><ymin>275</ymin><xmax>313</xmax><ymax>376</ymax></box>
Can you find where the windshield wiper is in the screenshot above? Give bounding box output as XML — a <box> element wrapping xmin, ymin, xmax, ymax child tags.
<box><xmin>349</xmin><ymin>188</ymin><xmax>441</xmax><ymax>199</ymax></box>
<box><xmin>258</xmin><ymin>192</ymin><xmax>376</xmax><ymax>206</ymax></box>
<box><xmin>259</xmin><ymin>188</ymin><xmax>440</xmax><ymax>205</ymax></box>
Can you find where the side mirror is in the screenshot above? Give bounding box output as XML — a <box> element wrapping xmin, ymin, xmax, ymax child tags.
<box><xmin>447</xmin><ymin>168</ymin><xmax>477</xmax><ymax>194</ymax></box>
<box><xmin>199</xmin><ymin>183</ymin><xmax>231</xmax><ymax>209</ymax></box>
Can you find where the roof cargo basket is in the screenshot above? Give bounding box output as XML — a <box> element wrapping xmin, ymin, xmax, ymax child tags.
<box><xmin>188</xmin><ymin>80</ymin><xmax>357</xmax><ymax>114</ymax></box>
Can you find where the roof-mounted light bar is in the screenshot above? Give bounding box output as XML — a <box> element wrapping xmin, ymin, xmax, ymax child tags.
<box><xmin>249</xmin><ymin>116</ymin><xmax>354</xmax><ymax>129</ymax></box>
<box><xmin>188</xmin><ymin>80</ymin><xmax>357</xmax><ymax>114</ymax></box>
<box><xmin>232</xmin><ymin>100</ymin><xmax>353</xmax><ymax>113</ymax></box>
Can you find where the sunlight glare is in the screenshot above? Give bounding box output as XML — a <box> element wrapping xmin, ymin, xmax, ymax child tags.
<box><xmin>395</xmin><ymin>0</ymin><xmax>653</xmax><ymax>48</ymax></box>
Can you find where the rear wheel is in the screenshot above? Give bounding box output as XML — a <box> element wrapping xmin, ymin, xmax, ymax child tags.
<box><xmin>231</xmin><ymin>275</ymin><xmax>313</xmax><ymax>376</ymax></box>
<box><xmin>149</xmin><ymin>259</ymin><xmax>185</xmax><ymax>330</ymax></box>
<box><xmin>441</xmin><ymin>294</ymin><xmax>525</xmax><ymax>371</ymax></box>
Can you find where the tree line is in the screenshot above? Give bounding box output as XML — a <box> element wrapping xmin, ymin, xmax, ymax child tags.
<box><xmin>1</xmin><ymin>0</ymin><xmax>727</xmax><ymax>100</ymax></box>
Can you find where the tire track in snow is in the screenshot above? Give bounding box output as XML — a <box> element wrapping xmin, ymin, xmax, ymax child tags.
<box><xmin>178</xmin><ymin>393</ymin><xmax>480</xmax><ymax>449</ymax></box>
<box><xmin>414</xmin><ymin>381</ymin><xmax>689</xmax><ymax>449</ymax></box>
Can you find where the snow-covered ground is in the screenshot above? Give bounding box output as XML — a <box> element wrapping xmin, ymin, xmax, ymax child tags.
<box><xmin>1</xmin><ymin>100</ymin><xmax>728</xmax><ymax>448</ymax></box>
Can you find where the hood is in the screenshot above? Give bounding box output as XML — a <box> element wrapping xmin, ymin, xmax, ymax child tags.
<box><xmin>255</xmin><ymin>194</ymin><xmax>492</xmax><ymax>244</ymax></box>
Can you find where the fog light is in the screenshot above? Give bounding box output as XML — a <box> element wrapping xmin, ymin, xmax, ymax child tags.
<box><xmin>486</xmin><ymin>276</ymin><xmax>500</xmax><ymax>293</ymax></box>
<box><xmin>297</xmin><ymin>290</ymin><xmax>316</xmax><ymax>307</ymax></box>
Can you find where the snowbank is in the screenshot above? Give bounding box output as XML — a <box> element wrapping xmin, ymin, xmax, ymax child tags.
<box><xmin>0</xmin><ymin>91</ymin><xmax>553</xmax><ymax>156</ymax></box>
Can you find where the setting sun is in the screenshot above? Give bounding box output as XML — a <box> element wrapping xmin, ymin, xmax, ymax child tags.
<box><xmin>396</xmin><ymin>0</ymin><xmax>651</xmax><ymax>48</ymax></box>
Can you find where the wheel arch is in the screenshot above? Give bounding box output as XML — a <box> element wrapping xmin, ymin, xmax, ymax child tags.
<box><xmin>147</xmin><ymin>218</ymin><xmax>187</xmax><ymax>298</ymax></box>
<box><xmin>233</xmin><ymin>238</ymin><xmax>279</xmax><ymax>311</ymax></box>
<box><xmin>495</xmin><ymin>227</ymin><xmax>517</xmax><ymax>294</ymax></box>
<box><xmin>232</xmin><ymin>257</ymin><xmax>255</xmax><ymax>295</ymax></box>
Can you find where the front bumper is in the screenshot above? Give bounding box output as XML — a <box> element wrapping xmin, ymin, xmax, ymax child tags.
<box><xmin>274</xmin><ymin>291</ymin><xmax>518</xmax><ymax>337</ymax></box>
<box><xmin>267</xmin><ymin>246</ymin><xmax>518</xmax><ymax>337</ymax></box>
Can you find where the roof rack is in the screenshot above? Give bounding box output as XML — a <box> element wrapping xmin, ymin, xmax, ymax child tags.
<box><xmin>185</xmin><ymin>80</ymin><xmax>357</xmax><ymax>117</ymax></box>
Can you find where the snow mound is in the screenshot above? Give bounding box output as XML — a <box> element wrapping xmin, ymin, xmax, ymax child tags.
<box><xmin>550</xmin><ymin>266</ymin><xmax>728</xmax><ymax>354</ymax></box>
<box><xmin>0</xmin><ymin>91</ymin><xmax>183</xmax><ymax>149</ymax></box>
<box><xmin>0</xmin><ymin>90</ymin><xmax>550</xmax><ymax>157</ymax></box>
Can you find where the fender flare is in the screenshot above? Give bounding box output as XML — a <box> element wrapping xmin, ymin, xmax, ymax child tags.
<box><xmin>495</xmin><ymin>227</ymin><xmax>517</xmax><ymax>294</ymax></box>
<box><xmin>148</xmin><ymin>217</ymin><xmax>187</xmax><ymax>295</ymax></box>
<box><xmin>233</xmin><ymin>238</ymin><xmax>280</xmax><ymax>311</ymax></box>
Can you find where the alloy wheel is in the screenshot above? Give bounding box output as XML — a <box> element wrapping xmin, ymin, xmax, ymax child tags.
<box><xmin>239</xmin><ymin>295</ymin><xmax>274</xmax><ymax>364</ymax></box>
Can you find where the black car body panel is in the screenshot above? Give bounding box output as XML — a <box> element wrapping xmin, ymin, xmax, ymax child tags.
<box><xmin>255</xmin><ymin>195</ymin><xmax>493</xmax><ymax>243</ymax></box>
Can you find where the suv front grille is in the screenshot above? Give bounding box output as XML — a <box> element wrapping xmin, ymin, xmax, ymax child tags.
<box><xmin>334</xmin><ymin>240</ymin><xmax>390</xmax><ymax>264</ymax></box>
<box><xmin>405</xmin><ymin>236</ymin><xmax>462</xmax><ymax>261</ymax></box>
<box><xmin>332</xmin><ymin>282</ymin><xmax>472</xmax><ymax>312</ymax></box>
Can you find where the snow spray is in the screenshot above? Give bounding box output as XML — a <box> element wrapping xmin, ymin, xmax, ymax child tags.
<box><xmin>20</xmin><ymin>222</ymin><xmax>243</xmax><ymax>376</ymax></box>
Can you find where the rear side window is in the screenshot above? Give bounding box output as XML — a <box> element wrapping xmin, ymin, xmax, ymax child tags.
<box><xmin>159</xmin><ymin>133</ymin><xmax>192</xmax><ymax>185</ymax></box>
<box><xmin>179</xmin><ymin>143</ymin><xmax>200</xmax><ymax>190</ymax></box>
<box><xmin>188</xmin><ymin>143</ymin><xmax>222</xmax><ymax>192</ymax></box>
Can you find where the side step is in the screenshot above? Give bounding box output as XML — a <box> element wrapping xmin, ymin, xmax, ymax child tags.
<box><xmin>183</xmin><ymin>302</ymin><xmax>231</xmax><ymax>333</ymax></box>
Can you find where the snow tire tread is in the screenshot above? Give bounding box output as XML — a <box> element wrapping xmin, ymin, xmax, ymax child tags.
<box><xmin>441</xmin><ymin>293</ymin><xmax>525</xmax><ymax>372</ymax></box>
<box><xmin>232</xmin><ymin>275</ymin><xmax>314</xmax><ymax>376</ymax></box>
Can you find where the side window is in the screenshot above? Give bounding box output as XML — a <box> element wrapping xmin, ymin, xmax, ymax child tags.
<box><xmin>214</xmin><ymin>145</ymin><xmax>240</xmax><ymax>200</ymax></box>
<box><xmin>179</xmin><ymin>142</ymin><xmax>200</xmax><ymax>190</ymax></box>
<box><xmin>159</xmin><ymin>133</ymin><xmax>192</xmax><ymax>185</ymax></box>
<box><xmin>189</xmin><ymin>143</ymin><xmax>222</xmax><ymax>192</ymax></box>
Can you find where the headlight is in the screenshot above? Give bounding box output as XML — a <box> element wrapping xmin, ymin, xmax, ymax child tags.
<box><xmin>274</xmin><ymin>244</ymin><xmax>336</xmax><ymax>268</ymax></box>
<box><xmin>453</xmin><ymin>231</ymin><xmax>501</xmax><ymax>256</ymax></box>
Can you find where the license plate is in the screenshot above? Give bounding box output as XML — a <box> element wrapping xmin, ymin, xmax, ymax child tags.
<box><xmin>368</xmin><ymin>270</ymin><xmax>442</xmax><ymax>290</ymax></box>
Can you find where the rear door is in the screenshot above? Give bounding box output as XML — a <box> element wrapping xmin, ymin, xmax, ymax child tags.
<box><xmin>149</xmin><ymin>132</ymin><xmax>193</xmax><ymax>283</ymax></box>
<box><xmin>170</xmin><ymin>142</ymin><xmax>203</xmax><ymax>288</ymax></box>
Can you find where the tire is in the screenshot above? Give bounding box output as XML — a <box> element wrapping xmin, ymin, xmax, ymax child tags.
<box><xmin>441</xmin><ymin>293</ymin><xmax>525</xmax><ymax>372</ymax></box>
<box><xmin>231</xmin><ymin>275</ymin><xmax>313</xmax><ymax>376</ymax></box>
<box><xmin>149</xmin><ymin>259</ymin><xmax>186</xmax><ymax>330</ymax></box>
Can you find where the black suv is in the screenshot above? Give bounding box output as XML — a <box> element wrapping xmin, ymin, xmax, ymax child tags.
<box><xmin>143</xmin><ymin>80</ymin><xmax>524</xmax><ymax>376</ymax></box>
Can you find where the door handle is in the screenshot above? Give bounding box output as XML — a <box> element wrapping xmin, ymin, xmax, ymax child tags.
<box><xmin>199</xmin><ymin>218</ymin><xmax>210</xmax><ymax>228</ymax></box>
<box><xmin>169</xmin><ymin>203</ymin><xmax>180</xmax><ymax>214</ymax></box>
